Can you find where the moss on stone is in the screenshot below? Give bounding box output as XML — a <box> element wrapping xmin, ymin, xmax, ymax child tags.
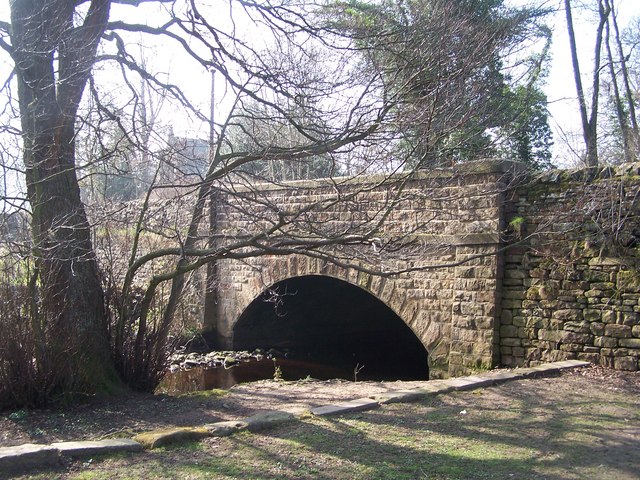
<box><xmin>524</xmin><ymin>173</ymin><xmax>575</xmax><ymax>200</ymax></box>
<box><xmin>525</xmin><ymin>286</ymin><xmax>541</xmax><ymax>300</ymax></box>
<box><xmin>617</xmin><ymin>270</ymin><xmax>640</xmax><ymax>293</ymax></box>
<box><xmin>134</xmin><ymin>427</ymin><xmax>211</xmax><ymax>449</ymax></box>
<box><xmin>180</xmin><ymin>388</ymin><xmax>228</xmax><ymax>399</ymax></box>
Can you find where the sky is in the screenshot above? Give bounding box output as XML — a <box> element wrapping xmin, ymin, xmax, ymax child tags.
<box><xmin>538</xmin><ymin>0</ymin><xmax>640</xmax><ymax>165</ymax></box>
<box><xmin>1</xmin><ymin>0</ymin><xmax>640</xmax><ymax>170</ymax></box>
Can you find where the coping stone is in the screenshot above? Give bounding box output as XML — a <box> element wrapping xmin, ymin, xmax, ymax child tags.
<box><xmin>413</xmin><ymin>383</ymin><xmax>455</xmax><ymax>395</ymax></box>
<box><xmin>480</xmin><ymin>371</ymin><xmax>520</xmax><ymax>384</ymax></box>
<box><xmin>245</xmin><ymin>411</ymin><xmax>296</xmax><ymax>432</ymax></box>
<box><xmin>203</xmin><ymin>420</ymin><xmax>248</xmax><ymax>437</ymax></box>
<box><xmin>520</xmin><ymin>360</ymin><xmax>590</xmax><ymax>377</ymax></box>
<box><xmin>51</xmin><ymin>439</ymin><xmax>143</xmax><ymax>457</ymax></box>
<box><xmin>0</xmin><ymin>443</ymin><xmax>59</xmax><ymax>472</ymax></box>
<box><xmin>371</xmin><ymin>390</ymin><xmax>426</xmax><ymax>404</ymax></box>
<box><xmin>133</xmin><ymin>427</ymin><xmax>211</xmax><ymax>449</ymax></box>
<box><xmin>447</xmin><ymin>376</ymin><xmax>496</xmax><ymax>391</ymax></box>
<box><xmin>311</xmin><ymin>397</ymin><xmax>380</xmax><ymax>416</ymax></box>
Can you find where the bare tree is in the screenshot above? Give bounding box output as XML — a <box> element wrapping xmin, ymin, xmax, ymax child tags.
<box><xmin>5</xmin><ymin>0</ymin><xmax>116</xmax><ymax>393</ymax></box>
<box><xmin>0</xmin><ymin>0</ymin><xmax>389</xmax><ymax>396</ymax></box>
<box><xmin>564</xmin><ymin>0</ymin><xmax>610</xmax><ymax>167</ymax></box>
<box><xmin>606</xmin><ymin>0</ymin><xmax>639</xmax><ymax>161</ymax></box>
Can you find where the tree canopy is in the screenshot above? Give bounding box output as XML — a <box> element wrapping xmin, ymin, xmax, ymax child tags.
<box><xmin>326</xmin><ymin>0</ymin><xmax>553</xmax><ymax>168</ymax></box>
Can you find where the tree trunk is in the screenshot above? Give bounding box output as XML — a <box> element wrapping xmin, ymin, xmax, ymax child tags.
<box><xmin>564</xmin><ymin>0</ymin><xmax>609</xmax><ymax>167</ymax></box>
<box><xmin>25</xmin><ymin>129</ymin><xmax>115</xmax><ymax>392</ymax></box>
<box><xmin>604</xmin><ymin>5</ymin><xmax>634</xmax><ymax>162</ymax></box>
<box><xmin>609</xmin><ymin>0</ymin><xmax>640</xmax><ymax>158</ymax></box>
<box><xmin>10</xmin><ymin>0</ymin><xmax>117</xmax><ymax>394</ymax></box>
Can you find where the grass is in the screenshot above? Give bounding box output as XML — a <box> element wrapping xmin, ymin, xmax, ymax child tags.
<box><xmin>13</xmin><ymin>374</ymin><xmax>639</xmax><ymax>480</ymax></box>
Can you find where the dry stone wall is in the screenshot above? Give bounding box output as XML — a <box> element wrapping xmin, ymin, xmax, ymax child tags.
<box><xmin>501</xmin><ymin>164</ymin><xmax>640</xmax><ymax>371</ymax></box>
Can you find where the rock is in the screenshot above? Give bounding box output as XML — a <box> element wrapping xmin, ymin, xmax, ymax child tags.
<box><xmin>203</xmin><ymin>421</ymin><xmax>248</xmax><ymax>437</ymax></box>
<box><xmin>617</xmin><ymin>270</ymin><xmax>640</xmax><ymax>293</ymax></box>
<box><xmin>614</xmin><ymin>356</ymin><xmax>638</xmax><ymax>371</ymax></box>
<box><xmin>552</xmin><ymin>309</ymin><xmax>583</xmax><ymax>321</ymax></box>
<box><xmin>618</xmin><ymin>338</ymin><xmax>640</xmax><ymax>349</ymax></box>
<box><xmin>604</xmin><ymin>324</ymin><xmax>632</xmax><ymax>338</ymax></box>
<box><xmin>223</xmin><ymin>356</ymin><xmax>239</xmax><ymax>366</ymax></box>
<box><xmin>245</xmin><ymin>411</ymin><xmax>296</xmax><ymax>432</ymax></box>
<box><xmin>594</xmin><ymin>336</ymin><xmax>617</xmax><ymax>348</ymax></box>
<box><xmin>170</xmin><ymin>354</ymin><xmax>185</xmax><ymax>365</ymax></box>
<box><xmin>564</xmin><ymin>321</ymin><xmax>591</xmax><ymax>333</ymax></box>
<box><xmin>51</xmin><ymin>439</ymin><xmax>142</xmax><ymax>458</ymax></box>
<box><xmin>500</xmin><ymin>325</ymin><xmax>519</xmax><ymax>337</ymax></box>
<box><xmin>561</xmin><ymin>331</ymin><xmax>593</xmax><ymax>344</ymax></box>
<box><xmin>134</xmin><ymin>427</ymin><xmax>211</xmax><ymax>449</ymax></box>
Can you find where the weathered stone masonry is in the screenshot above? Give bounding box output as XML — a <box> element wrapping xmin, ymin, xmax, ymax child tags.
<box><xmin>501</xmin><ymin>164</ymin><xmax>640</xmax><ymax>372</ymax></box>
<box><xmin>205</xmin><ymin>161</ymin><xmax>640</xmax><ymax>378</ymax></box>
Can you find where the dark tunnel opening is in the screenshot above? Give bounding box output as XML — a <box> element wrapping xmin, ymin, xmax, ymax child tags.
<box><xmin>233</xmin><ymin>275</ymin><xmax>429</xmax><ymax>381</ymax></box>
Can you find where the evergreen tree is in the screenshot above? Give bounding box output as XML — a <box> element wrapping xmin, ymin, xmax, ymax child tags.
<box><xmin>327</xmin><ymin>0</ymin><xmax>553</xmax><ymax>168</ymax></box>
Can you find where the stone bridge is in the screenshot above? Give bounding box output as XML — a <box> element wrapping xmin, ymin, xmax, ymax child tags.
<box><xmin>202</xmin><ymin>161</ymin><xmax>640</xmax><ymax>378</ymax></box>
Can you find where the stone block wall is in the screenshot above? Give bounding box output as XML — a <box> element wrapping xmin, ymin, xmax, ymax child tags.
<box><xmin>207</xmin><ymin>162</ymin><xmax>513</xmax><ymax>378</ymax></box>
<box><xmin>206</xmin><ymin>160</ymin><xmax>640</xmax><ymax>375</ymax></box>
<box><xmin>500</xmin><ymin>164</ymin><xmax>640</xmax><ymax>371</ymax></box>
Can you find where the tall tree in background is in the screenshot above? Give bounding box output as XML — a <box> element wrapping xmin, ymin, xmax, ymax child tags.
<box><xmin>223</xmin><ymin>45</ymin><xmax>337</xmax><ymax>181</ymax></box>
<box><xmin>500</xmin><ymin>85</ymin><xmax>554</xmax><ymax>170</ymax></box>
<box><xmin>602</xmin><ymin>0</ymin><xmax>639</xmax><ymax>162</ymax></box>
<box><xmin>328</xmin><ymin>0</ymin><xmax>553</xmax><ymax>168</ymax></box>
<box><xmin>564</xmin><ymin>0</ymin><xmax>610</xmax><ymax>167</ymax></box>
<box><xmin>227</xmin><ymin>98</ymin><xmax>337</xmax><ymax>181</ymax></box>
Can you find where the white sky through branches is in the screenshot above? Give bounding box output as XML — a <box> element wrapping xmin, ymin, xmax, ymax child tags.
<box><xmin>0</xmin><ymin>0</ymin><xmax>639</xmax><ymax>173</ymax></box>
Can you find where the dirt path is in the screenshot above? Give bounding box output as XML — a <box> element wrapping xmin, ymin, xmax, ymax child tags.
<box><xmin>1</xmin><ymin>366</ymin><xmax>638</xmax><ymax>449</ymax></box>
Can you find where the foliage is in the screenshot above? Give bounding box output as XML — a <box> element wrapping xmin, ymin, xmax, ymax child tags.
<box><xmin>499</xmin><ymin>85</ymin><xmax>554</xmax><ymax>169</ymax></box>
<box><xmin>0</xmin><ymin>252</ymin><xmax>122</xmax><ymax>409</ymax></box>
<box><xmin>326</xmin><ymin>0</ymin><xmax>553</xmax><ymax>167</ymax></box>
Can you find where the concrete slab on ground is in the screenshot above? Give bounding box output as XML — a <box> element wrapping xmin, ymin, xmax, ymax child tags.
<box><xmin>311</xmin><ymin>397</ymin><xmax>380</xmax><ymax>416</ymax></box>
<box><xmin>0</xmin><ymin>443</ymin><xmax>59</xmax><ymax>472</ymax></box>
<box><xmin>51</xmin><ymin>439</ymin><xmax>143</xmax><ymax>457</ymax></box>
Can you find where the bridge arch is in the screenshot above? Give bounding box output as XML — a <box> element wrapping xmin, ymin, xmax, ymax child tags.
<box><xmin>232</xmin><ymin>274</ymin><xmax>430</xmax><ymax>380</ymax></box>
<box><xmin>210</xmin><ymin>252</ymin><xmax>464</xmax><ymax>379</ymax></box>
